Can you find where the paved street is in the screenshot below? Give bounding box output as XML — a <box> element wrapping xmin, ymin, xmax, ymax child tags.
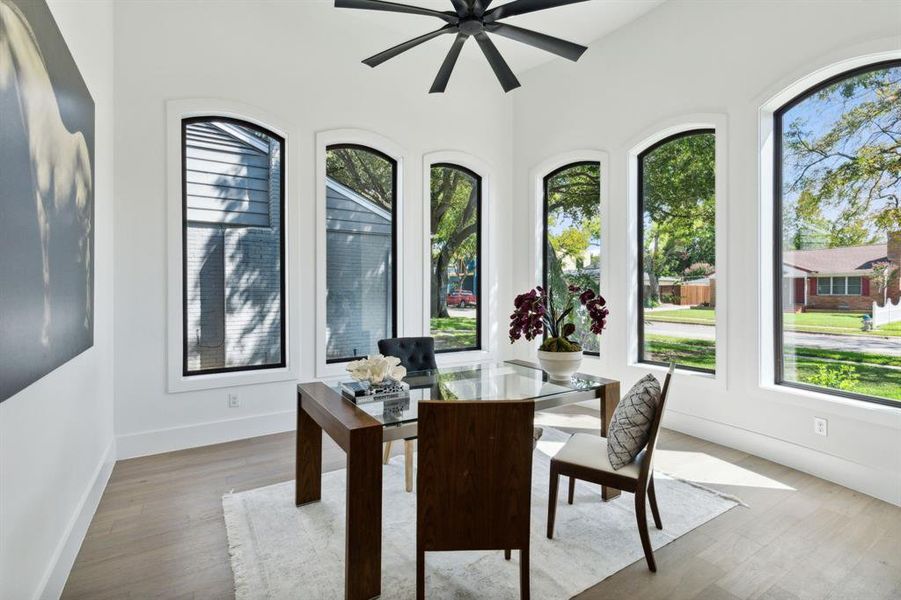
<box><xmin>645</xmin><ymin>321</ymin><xmax>901</xmax><ymax>357</ymax></box>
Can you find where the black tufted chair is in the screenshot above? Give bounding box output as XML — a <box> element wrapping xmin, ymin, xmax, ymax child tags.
<box><xmin>377</xmin><ymin>337</ymin><xmax>437</xmax><ymax>492</ymax></box>
<box><xmin>377</xmin><ymin>337</ymin><xmax>438</xmax><ymax>372</ymax></box>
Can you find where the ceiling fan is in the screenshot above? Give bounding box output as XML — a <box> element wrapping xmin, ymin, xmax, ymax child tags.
<box><xmin>335</xmin><ymin>0</ymin><xmax>591</xmax><ymax>93</ymax></box>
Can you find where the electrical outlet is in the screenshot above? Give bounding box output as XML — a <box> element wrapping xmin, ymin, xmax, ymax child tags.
<box><xmin>813</xmin><ymin>417</ymin><xmax>828</xmax><ymax>437</ymax></box>
<box><xmin>227</xmin><ymin>393</ymin><xmax>240</xmax><ymax>408</ymax></box>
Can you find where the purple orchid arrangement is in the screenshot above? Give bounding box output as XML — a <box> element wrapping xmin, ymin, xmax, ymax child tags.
<box><xmin>509</xmin><ymin>285</ymin><xmax>609</xmax><ymax>352</ymax></box>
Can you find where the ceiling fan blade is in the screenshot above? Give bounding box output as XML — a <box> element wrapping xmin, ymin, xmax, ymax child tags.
<box><xmin>485</xmin><ymin>22</ymin><xmax>586</xmax><ymax>61</ymax></box>
<box><xmin>335</xmin><ymin>0</ymin><xmax>459</xmax><ymax>24</ymax></box>
<box><xmin>473</xmin><ymin>32</ymin><xmax>520</xmax><ymax>92</ymax></box>
<box><xmin>449</xmin><ymin>0</ymin><xmax>471</xmax><ymax>17</ymax></box>
<box><xmin>473</xmin><ymin>0</ymin><xmax>492</xmax><ymax>16</ymax></box>
<box><xmin>363</xmin><ymin>24</ymin><xmax>457</xmax><ymax>67</ymax></box>
<box><xmin>430</xmin><ymin>33</ymin><xmax>468</xmax><ymax>93</ymax></box>
<box><xmin>483</xmin><ymin>0</ymin><xmax>590</xmax><ymax>23</ymax></box>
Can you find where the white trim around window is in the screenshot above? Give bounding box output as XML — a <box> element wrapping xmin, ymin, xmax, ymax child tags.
<box><xmin>816</xmin><ymin>276</ymin><xmax>863</xmax><ymax>296</ymax></box>
<box><xmin>421</xmin><ymin>151</ymin><xmax>497</xmax><ymax>367</ymax></box>
<box><xmin>315</xmin><ymin>129</ymin><xmax>407</xmax><ymax>378</ymax></box>
<box><xmin>626</xmin><ymin>115</ymin><xmax>729</xmax><ymax>386</ymax></box>
<box><xmin>757</xmin><ymin>47</ymin><xmax>901</xmax><ymax>392</ymax></box>
<box><xmin>165</xmin><ymin>99</ymin><xmax>300</xmax><ymax>393</ymax></box>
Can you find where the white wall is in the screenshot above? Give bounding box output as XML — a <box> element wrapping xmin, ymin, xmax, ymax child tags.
<box><xmin>0</xmin><ymin>1</ymin><xmax>116</xmax><ymax>598</ymax></box>
<box><xmin>510</xmin><ymin>0</ymin><xmax>901</xmax><ymax>505</ymax></box>
<box><xmin>112</xmin><ymin>0</ymin><xmax>513</xmax><ymax>457</ymax></box>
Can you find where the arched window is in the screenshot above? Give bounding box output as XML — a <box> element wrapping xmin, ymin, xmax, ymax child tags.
<box><xmin>637</xmin><ymin>130</ymin><xmax>716</xmax><ymax>373</ymax></box>
<box><xmin>325</xmin><ymin>144</ymin><xmax>398</xmax><ymax>362</ymax></box>
<box><xmin>542</xmin><ymin>161</ymin><xmax>601</xmax><ymax>355</ymax></box>
<box><xmin>774</xmin><ymin>60</ymin><xmax>900</xmax><ymax>405</ymax></box>
<box><xmin>182</xmin><ymin>117</ymin><xmax>285</xmax><ymax>375</ymax></box>
<box><xmin>429</xmin><ymin>163</ymin><xmax>482</xmax><ymax>352</ymax></box>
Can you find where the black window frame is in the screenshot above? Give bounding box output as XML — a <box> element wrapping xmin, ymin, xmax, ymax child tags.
<box><xmin>430</xmin><ymin>162</ymin><xmax>483</xmax><ymax>354</ymax></box>
<box><xmin>773</xmin><ymin>59</ymin><xmax>900</xmax><ymax>408</ymax></box>
<box><xmin>325</xmin><ymin>143</ymin><xmax>399</xmax><ymax>364</ymax></box>
<box><xmin>637</xmin><ymin>129</ymin><xmax>716</xmax><ymax>374</ymax></box>
<box><xmin>542</xmin><ymin>161</ymin><xmax>602</xmax><ymax>357</ymax></box>
<box><xmin>181</xmin><ymin>116</ymin><xmax>287</xmax><ymax>377</ymax></box>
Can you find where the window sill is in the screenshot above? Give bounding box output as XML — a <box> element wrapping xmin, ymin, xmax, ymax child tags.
<box><xmin>628</xmin><ymin>360</ymin><xmax>726</xmax><ymax>389</ymax></box>
<box><xmin>759</xmin><ymin>381</ymin><xmax>901</xmax><ymax>426</ymax></box>
<box><xmin>167</xmin><ymin>366</ymin><xmax>297</xmax><ymax>394</ymax></box>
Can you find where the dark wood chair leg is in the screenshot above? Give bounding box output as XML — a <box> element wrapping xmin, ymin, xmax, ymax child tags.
<box><xmin>520</xmin><ymin>547</ymin><xmax>530</xmax><ymax>600</ymax></box>
<box><xmin>635</xmin><ymin>489</ymin><xmax>657</xmax><ymax>572</ymax></box>
<box><xmin>648</xmin><ymin>474</ymin><xmax>662</xmax><ymax>530</ymax></box>
<box><xmin>505</xmin><ymin>548</ymin><xmax>511</xmax><ymax>560</ymax></box>
<box><xmin>567</xmin><ymin>476</ymin><xmax>575</xmax><ymax>504</ymax></box>
<box><xmin>417</xmin><ymin>548</ymin><xmax>425</xmax><ymax>600</ymax></box>
<box><xmin>547</xmin><ymin>463</ymin><xmax>559</xmax><ymax>539</ymax></box>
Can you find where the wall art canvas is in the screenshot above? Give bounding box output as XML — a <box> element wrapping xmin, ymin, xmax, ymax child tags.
<box><xmin>0</xmin><ymin>0</ymin><xmax>95</xmax><ymax>402</ymax></box>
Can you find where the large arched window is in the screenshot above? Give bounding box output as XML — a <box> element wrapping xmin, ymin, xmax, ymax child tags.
<box><xmin>774</xmin><ymin>60</ymin><xmax>900</xmax><ymax>405</ymax></box>
<box><xmin>182</xmin><ymin>117</ymin><xmax>285</xmax><ymax>375</ymax></box>
<box><xmin>429</xmin><ymin>163</ymin><xmax>482</xmax><ymax>352</ymax></box>
<box><xmin>325</xmin><ymin>144</ymin><xmax>398</xmax><ymax>362</ymax></box>
<box><xmin>637</xmin><ymin>130</ymin><xmax>716</xmax><ymax>373</ymax></box>
<box><xmin>543</xmin><ymin>161</ymin><xmax>601</xmax><ymax>355</ymax></box>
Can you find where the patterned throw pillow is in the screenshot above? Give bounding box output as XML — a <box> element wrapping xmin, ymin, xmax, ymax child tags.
<box><xmin>606</xmin><ymin>374</ymin><xmax>661</xmax><ymax>470</ymax></box>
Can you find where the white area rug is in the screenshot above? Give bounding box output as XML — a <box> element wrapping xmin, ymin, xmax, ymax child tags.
<box><xmin>223</xmin><ymin>429</ymin><xmax>740</xmax><ymax>599</ymax></box>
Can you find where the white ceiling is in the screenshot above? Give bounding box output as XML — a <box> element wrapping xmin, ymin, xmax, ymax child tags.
<box><xmin>337</xmin><ymin>0</ymin><xmax>664</xmax><ymax>74</ymax></box>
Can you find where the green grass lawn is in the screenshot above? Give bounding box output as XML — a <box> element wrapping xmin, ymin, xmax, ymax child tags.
<box><xmin>783</xmin><ymin>358</ymin><xmax>901</xmax><ymax>401</ymax></box>
<box><xmin>645</xmin><ymin>308</ymin><xmax>717</xmax><ymax>325</ymax></box>
<box><xmin>644</xmin><ymin>335</ymin><xmax>715</xmax><ymax>371</ymax></box>
<box><xmin>645</xmin><ymin>308</ymin><xmax>901</xmax><ymax>337</ymax></box>
<box><xmin>430</xmin><ymin>316</ymin><xmax>477</xmax><ymax>350</ymax></box>
<box><xmin>645</xmin><ymin>333</ymin><xmax>900</xmax><ymax>402</ymax></box>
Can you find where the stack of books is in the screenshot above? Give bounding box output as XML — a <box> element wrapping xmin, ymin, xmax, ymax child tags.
<box><xmin>341</xmin><ymin>380</ymin><xmax>410</xmax><ymax>405</ymax></box>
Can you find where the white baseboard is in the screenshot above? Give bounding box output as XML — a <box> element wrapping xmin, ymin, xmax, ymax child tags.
<box><xmin>664</xmin><ymin>409</ymin><xmax>901</xmax><ymax>507</ymax></box>
<box><xmin>38</xmin><ymin>439</ymin><xmax>116</xmax><ymax>600</ymax></box>
<box><xmin>116</xmin><ymin>410</ymin><xmax>295</xmax><ymax>460</ymax></box>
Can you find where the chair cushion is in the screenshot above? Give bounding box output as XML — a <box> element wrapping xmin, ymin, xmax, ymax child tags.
<box><xmin>553</xmin><ymin>433</ymin><xmax>641</xmax><ymax>480</ymax></box>
<box><xmin>606</xmin><ymin>373</ymin><xmax>661</xmax><ymax>470</ymax></box>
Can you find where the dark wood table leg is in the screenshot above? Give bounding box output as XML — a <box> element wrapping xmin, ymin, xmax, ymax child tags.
<box><xmin>599</xmin><ymin>382</ymin><xmax>621</xmax><ymax>502</ymax></box>
<box><xmin>345</xmin><ymin>425</ymin><xmax>383</xmax><ymax>600</ymax></box>
<box><xmin>295</xmin><ymin>394</ymin><xmax>322</xmax><ymax>506</ymax></box>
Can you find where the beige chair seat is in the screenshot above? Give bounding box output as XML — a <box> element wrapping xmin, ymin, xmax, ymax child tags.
<box><xmin>553</xmin><ymin>433</ymin><xmax>642</xmax><ymax>480</ymax></box>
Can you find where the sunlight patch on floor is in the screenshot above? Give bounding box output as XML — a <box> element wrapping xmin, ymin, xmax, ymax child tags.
<box><xmin>653</xmin><ymin>449</ymin><xmax>795</xmax><ymax>491</ymax></box>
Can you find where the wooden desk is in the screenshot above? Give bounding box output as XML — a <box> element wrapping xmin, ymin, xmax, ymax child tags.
<box><xmin>295</xmin><ymin>362</ymin><xmax>621</xmax><ymax>600</ymax></box>
<box><xmin>295</xmin><ymin>382</ymin><xmax>383</xmax><ymax>600</ymax></box>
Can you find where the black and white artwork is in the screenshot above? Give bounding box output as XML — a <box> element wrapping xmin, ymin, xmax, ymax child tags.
<box><xmin>0</xmin><ymin>0</ymin><xmax>95</xmax><ymax>402</ymax></box>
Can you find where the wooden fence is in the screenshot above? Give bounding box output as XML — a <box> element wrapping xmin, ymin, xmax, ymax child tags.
<box><xmin>675</xmin><ymin>283</ymin><xmax>712</xmax><ymax>306</ymax></box>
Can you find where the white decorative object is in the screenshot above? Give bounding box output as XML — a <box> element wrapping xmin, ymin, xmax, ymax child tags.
<box><xmin>346</xmin><ymin>354</ymin><xmax>407</xmax><ymax>384</ymax></box>
<box><xmin>537</xmin><ymin>350</ymin><xmax>583</xmax><ymax>382</ymax></box>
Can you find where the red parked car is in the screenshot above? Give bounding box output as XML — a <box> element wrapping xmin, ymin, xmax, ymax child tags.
<box><xmin>447</xmin><ymin>289</ymin><xmax>477</xmax><ymax>308</ymax></box>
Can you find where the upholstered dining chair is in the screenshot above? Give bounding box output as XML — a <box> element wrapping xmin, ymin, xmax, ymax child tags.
<box><xmin>547</xmin><ymin>364</ymin><xmax>674</xmax><ymax>572</ymax></box>
<box><xmin>377</xmin><ymin>337</ymin><xmax>438</xmax><ymax>492</ymax></box>
<box><xmin>417</xmin><ymin>399</ymin><xmax>534</xmax><ymax>600</ymax></box>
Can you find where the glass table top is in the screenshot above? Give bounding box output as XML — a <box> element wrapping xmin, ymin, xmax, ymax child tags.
<box><xmin>333</xmin><ymin>361</ymin><xmax>608</xmax><ymax>427</ymax></box>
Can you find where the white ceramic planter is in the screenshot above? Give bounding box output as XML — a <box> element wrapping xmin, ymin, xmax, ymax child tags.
<box><xmin>537</xmin><ymin>350</ymin><xmax>583</xmax><ymax>382</ymax></box>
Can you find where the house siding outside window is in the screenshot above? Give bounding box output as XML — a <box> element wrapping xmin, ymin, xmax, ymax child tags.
<box><xmin>183</xmin><ymin>119</ymin><xmax>285</xmax><ymax>375</ymax></box>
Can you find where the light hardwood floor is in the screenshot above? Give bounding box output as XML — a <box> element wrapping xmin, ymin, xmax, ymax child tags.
<box><xmin>62</xmin><ymin>404</ymin><xmax>901</xmax><ymax>599</ymax></box>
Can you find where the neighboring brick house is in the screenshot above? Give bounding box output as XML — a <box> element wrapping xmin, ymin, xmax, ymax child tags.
<box><xmin>184</xmin><ymin>121</ymin><xmax>283</xmax><ymax>372</ymax></box>
<box><xmin>782</xmin><ymin>232</ymin><xmax>901</xmax><ymax>312</ymax></box>
<box><xmin>325</xmin><ymin>178</ymin><xmax>393</xmax><ymax>361</ymax></box>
